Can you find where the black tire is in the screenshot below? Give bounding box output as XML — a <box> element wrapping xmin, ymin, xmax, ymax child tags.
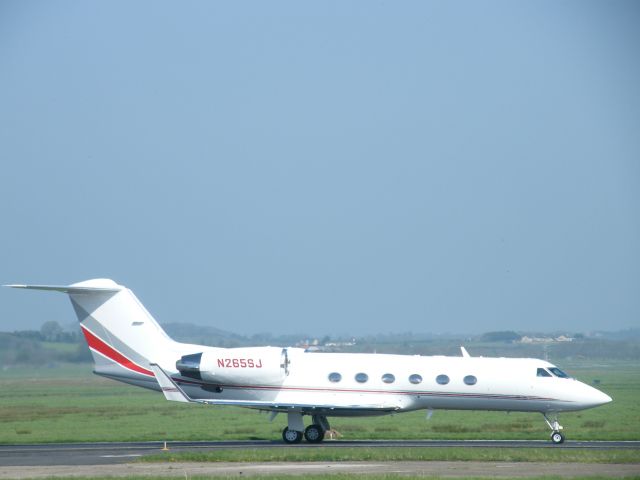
<box><xmin>304</xmin><ymin>424</ymin><xmax>325</xmax><ymax>443</ymax></box>
<box><xmin>282</xmin><ymin>427</ymin><xmax>303</xmax><ymax>444</ymax></box>
<box><xmin>551</xmin><ymin>431</ymin><xmax>565</xmax><ymax>444</ymax></box>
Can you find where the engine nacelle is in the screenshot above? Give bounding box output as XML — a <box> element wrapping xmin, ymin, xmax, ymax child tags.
<box><xmin>176</xmin><ymin>346</ymin><xmax>288</xmax><ymax>385</ymax></box>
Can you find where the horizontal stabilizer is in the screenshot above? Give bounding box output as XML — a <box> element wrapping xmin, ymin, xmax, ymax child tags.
<box><xmin>5</xmin><ymin>280</ymin><xmax>122</xmax><ymax>294</ymax></box>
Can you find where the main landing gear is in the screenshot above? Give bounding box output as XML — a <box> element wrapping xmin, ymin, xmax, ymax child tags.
<box><xmin>282</xmin><ymin>413</ymin><xmax>329</xmax><ymax>444</ymax></box>
<box><xmin>282</xmin><ymin>427</ymin><xmax>303</xmax><ymax>444</ymax></box>
<box><xmin>543</xmin><ymin>413</ymin><xmax>565</xmax><ymax>444</ymax></box>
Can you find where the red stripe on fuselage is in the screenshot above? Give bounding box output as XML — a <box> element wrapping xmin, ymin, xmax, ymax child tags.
<box><xmin>80</xmin><ymin>325</ymin><xmax>154</xmax><ymax>377</ymax></box>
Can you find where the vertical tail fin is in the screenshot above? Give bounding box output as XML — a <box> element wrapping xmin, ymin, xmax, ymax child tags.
<box><xmin>7</xmin><ymin>279</ymin><xmax>175</xmax><ymax>387</ymax></box>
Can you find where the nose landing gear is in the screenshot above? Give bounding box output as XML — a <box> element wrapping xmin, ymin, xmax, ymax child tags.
<box><xmin>551</xmin><ymin>431</ymin><xmax>565</xmax><ymax>444</ymax></box>
<box><xmin>543</xmin><ymin>413</ymin><xmax>565</xmax><ymax>444</ymax></box>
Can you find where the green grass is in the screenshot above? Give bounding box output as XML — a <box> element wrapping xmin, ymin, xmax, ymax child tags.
<box><xmin>139</xmin><ymin>446</ymin><xmax>640</xmax><ymax>464</ymax></box>
<box><xmin>0</xmin><ymin>361</ymin><xmax>638</xmax><ymax>444</ymax></box>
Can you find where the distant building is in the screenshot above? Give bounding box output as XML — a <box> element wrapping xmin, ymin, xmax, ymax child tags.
<box><xmin>520</xmin><ymin>335</ymin><xmax>574</xmax><ymax>344</ymax></box>
<box><xmin>555</xmin><ymin>335</ymin><xmax>574</xmax><ymax>342</ymax></box>
<box><xmin>324</xmin><ymin>339</ymin><xmax>356</xmax><ymax>347</ymax></box>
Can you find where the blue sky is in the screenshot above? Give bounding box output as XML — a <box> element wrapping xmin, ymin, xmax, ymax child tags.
<box><xmin>1</xmin><ymin>1</ymin><xmax>638</xmax><ymax>336</ymax></box>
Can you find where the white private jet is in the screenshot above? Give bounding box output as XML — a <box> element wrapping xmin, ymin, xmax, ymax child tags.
<box><xmin>7</xmin><ymin>279</ymin><xmax>612</xmax><ymax>444</ymax></box>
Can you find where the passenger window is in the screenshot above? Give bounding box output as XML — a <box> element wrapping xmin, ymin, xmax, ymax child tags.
<box><xmin>549</xmin><ymin>367</ymin><xmax>570</xmax><ymax>378</ymax></box>
<box><xmin>436</xmin><ymin>374</ymin><xmax>449</xmax><ymax>385</ymax></box>
<box><xmin>409</xmin><ymin>374</ymin><xmax>422</xmax><ymax>384</ymax></box>
<box><xmin>537</xmin><ymin>368</ymin><xmax>552</xmax><ymax>377</ymax></box>
<box><xmin>463</xmin><ymin>375</ymin><xmax>477</xmax><ymax>385</ymax></box>
<box><xmin>382</xmin><ymin>373</ymin><xmax>395</xmax><ymax>384</ymax></box>
<box><xmin>328</xmin><ymin>372</ymin><xmax>342</xmax><ymax>383</ymax></box>
<box><xmin>355</xmin><ymin>373</ymin><xmax>369</xmax><ymax>383</ymax></box>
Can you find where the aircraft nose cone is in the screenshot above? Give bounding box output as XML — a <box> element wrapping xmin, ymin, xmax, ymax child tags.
<box><xmin>597</xmin><ymin>391</ymin><xmax>613</xmax><ymax>405</ymax></box>
<box><xmin>586</xmin><ymin>386</ymin><xmax>612</xmax><ymax>408</ymax></box>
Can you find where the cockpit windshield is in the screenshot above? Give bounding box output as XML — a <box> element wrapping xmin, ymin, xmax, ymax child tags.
<box><xmin>548</xmin><ymin>367</ymin><xmax>571</xmax><ymax>378</ymax></box>
<box><xmin>537</xmin><ymin>367</ymin><xmax>552</xmax><ymax>377</ymax></box>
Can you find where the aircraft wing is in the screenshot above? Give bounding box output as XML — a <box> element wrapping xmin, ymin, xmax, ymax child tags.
<box><xmin>150</xmin><ymin>363</ymin><xmax>191</xmax><ymax>403</ymax></box>
<box><xmin>150</xmin><ymin>364</ymin><xmax>400</xmax><ymax>414</ymax></box>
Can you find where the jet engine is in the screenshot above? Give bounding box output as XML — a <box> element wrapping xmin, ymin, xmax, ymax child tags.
<box><xmin>176</xmin><ymin>346</ymin><xmax>289</xmax><ymax>385</ymax></box>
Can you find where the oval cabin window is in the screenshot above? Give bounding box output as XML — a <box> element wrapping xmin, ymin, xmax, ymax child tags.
<box><xmin>382</xmin><ymin>373</ymin><xmax>395</xmax><ymax>384</ymax></box>
<box><xmin>328</xmin><ymin>372</ymin><xmax>342</xmax><ymax>383</ymax></box>
<box><xmin>463</xmin><ymin>375</ymin><xmax>477</xmax><ymax>385</ymax></box>
<box><xmin>436</xmin><ymin>374</ymin><xmax>450</xmax><ymax>385</ymax></box>
<box><xmin>409</xmin><ymin>374</ymin><xmax>422</xmax><ymax>384</ymax></box>
<box><xmin>355</xmin><ymin>373</ymin><xmax>369</xmax><ymax>383</ymax></box>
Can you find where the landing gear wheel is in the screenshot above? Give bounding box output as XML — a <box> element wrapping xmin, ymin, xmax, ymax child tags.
<box><xmin>304</xmin><ymin>424</ymin><xmax>325</xmax><ymax>443</ymax></box>
<box><xmin>543</xmin><ymin>413</ymin><xmax>565</xmax><ymax>444</ymax></box>
<box><xmin>282</xmin><ymin>427</ymin><xmax>303</xmax><ymax>444</ymax></box>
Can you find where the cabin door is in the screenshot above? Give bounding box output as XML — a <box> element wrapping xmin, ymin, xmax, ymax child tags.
<box><xmin>280</xmin><ymin>348</ymin><xmax>290</xmax><ymax>376</ymax></box>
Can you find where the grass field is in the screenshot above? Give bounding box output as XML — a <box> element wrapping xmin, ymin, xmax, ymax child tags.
<box><xmin>140</xmin><ymin>447</ymin><xmax>640</xmax><ymax>464</ymax></box>
<box><xmin>0</xmin><ymin>361</ymin><xmax>638</xmax><ymax>445</ymax></box>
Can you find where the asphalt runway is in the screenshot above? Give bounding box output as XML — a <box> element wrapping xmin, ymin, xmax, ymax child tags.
<box><xmin>1</xmin><ymin>440</ymin><xmax>639</xmax><ymax>467</ymax></box>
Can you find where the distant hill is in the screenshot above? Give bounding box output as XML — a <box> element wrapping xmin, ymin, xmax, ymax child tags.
<box><xmin>161</xmin><ymin>322</ymin><xmax>247</xmax><ymax>347</ymax></box>
<box><xmin>160</xmin><ymin>323</ymin><xmax>312</xmax><ymax>348</ymax></box>
<box><xmin>589</xmin><ymin>328</ymin><xmax>640</xmax><ymax>340</ymax></box>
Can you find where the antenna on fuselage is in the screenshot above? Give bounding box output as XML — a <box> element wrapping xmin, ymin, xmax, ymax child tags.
<box><xmin>460</xmin><ymin>346</ymin><xmax>471</xmax><ymax>358</ymax></box>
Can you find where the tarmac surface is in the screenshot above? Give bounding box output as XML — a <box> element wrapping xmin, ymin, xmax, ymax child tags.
<box><xmin>1</xmin><ymin>440</ymin><xmax>639</xmax><ymax>467</ymax></box>
<box><xmin>1</xmin><ymin>440</ymin><xmax>639</xmax><ymax>478</ymax></box>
